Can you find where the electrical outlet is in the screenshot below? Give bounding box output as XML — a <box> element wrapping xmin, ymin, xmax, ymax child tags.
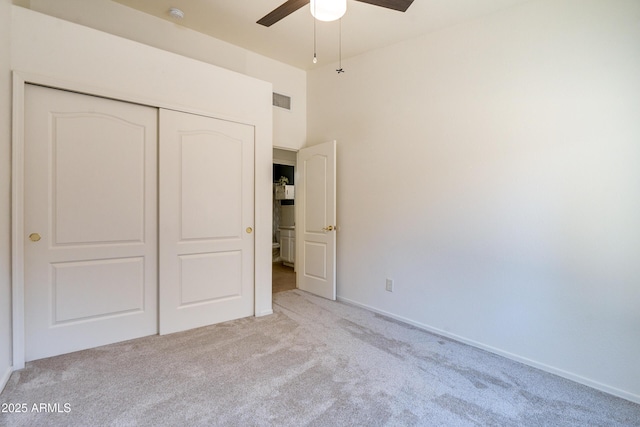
<box><xmin>385</xmin><ymin>278</ymin><xmax>394</xmax><ymax>292</ymax></box>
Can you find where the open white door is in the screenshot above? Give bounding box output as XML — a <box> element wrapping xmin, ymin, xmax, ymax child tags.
<box><xmin>297</xmin><ymin>140</ymin><xmax>337</xmax><ymax>300</ymax></box>
<box><xmin>159</xmin><ymin>109</ymin><xmax>255</xmax><ymax>334</ymax></box>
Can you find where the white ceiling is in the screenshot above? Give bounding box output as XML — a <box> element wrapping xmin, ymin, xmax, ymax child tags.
<box><xmin>113</xmin><ymin>0</ymin><xmax>532</xmax><ymax>70</ymax></box>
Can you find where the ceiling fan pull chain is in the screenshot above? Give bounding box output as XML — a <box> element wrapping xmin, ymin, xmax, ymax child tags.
<box><xmin>336</xmin><ymin>18</ymin><xmax>345</xmax><ymax>74</ymax></box>
<box><xmin>313</xmin><ymin>2</ymin><xmax>318</xmax><ymax>64</ymax></box>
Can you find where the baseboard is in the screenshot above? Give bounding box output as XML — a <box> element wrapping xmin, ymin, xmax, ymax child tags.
<box><xmin>0</xmin><ymin>365</ymin><xmax>12</xmax><ymax>393</ymax></box>
<box><xmin>336</xmin><ymin>295</ymin><xmax>640</xmax><ymax>405</ymax></box>
<box><xmin>255</xmin><ymin>309</ymin><xmax>273</xmax><ymax>317</ymax></box>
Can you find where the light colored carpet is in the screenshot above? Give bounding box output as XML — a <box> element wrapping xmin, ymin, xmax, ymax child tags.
<box><xmin>1</xmin><ymin>290</ymin><xmax>638</xmax><ymax>426</ymax></box>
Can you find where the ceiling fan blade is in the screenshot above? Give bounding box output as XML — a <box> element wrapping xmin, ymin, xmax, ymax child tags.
<box><xmin>257</xmin><ymin>0</ymin><xmax>310</xmax><ymax>27</ymax></box>
<box><xmin>354</xmin><ymin>0</ymin><xmax>414</xmax><ymax>13</ymax></box>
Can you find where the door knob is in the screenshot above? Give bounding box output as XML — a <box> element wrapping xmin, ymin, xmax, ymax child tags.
<box><xmin>246</xmin><ymin>227</ymin><xmax>253</xmax><ymax>234</ymax></box>
<box><xmin>322</xmin><ymin>225</ymin><xmax>334</xmax><ymax>231</ymax></box>
<box><xmin>29</xmin><ymin>233</ymin><xmax>41</xmax><ymax>242</ymax></box>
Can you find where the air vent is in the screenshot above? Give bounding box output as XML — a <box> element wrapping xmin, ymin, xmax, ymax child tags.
<box><xmin>272</xmin><ymin>92</ymin><xmax>291</xmax><ymax>110</ymax></box>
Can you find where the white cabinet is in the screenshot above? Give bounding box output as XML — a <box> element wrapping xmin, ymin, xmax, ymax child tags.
<box><xmin>279</xmin><ymin>228</ymin><xmax>295</xmax><ymax>266</ymax></box>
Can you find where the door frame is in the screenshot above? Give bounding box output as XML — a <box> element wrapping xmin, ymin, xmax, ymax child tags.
<box><xmin>11</xmin><ymin>71</ymin><xmax>272</xmax><ymax>370</ymax></box>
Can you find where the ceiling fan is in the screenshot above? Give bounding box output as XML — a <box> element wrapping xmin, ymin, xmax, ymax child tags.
<box><xmin>257</xmin><ymin>0</ymin><xmax>414</xmax><ymax>27</ymax></box>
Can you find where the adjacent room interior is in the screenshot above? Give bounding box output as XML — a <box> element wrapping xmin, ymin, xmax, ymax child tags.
<box><xmin>0</xmin><ymin>0</ymin><xmax>639</xmax><ymax>424</ymax></box>
<box><xmin>273</xmin><ymin>148</ymin><xmax>297</xmax><ymax>294</ymax></box>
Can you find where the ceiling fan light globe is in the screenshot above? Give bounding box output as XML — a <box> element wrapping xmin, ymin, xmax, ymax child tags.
<box><xmin>310</xmin><ymin>0</ymin><xmax>347</xmax><ymax>22</ymax></box>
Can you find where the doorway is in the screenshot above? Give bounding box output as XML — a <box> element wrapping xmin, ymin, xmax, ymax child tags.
<box><xmin>273</xmin><ymin>148</ymin><xmax>297</xmax><ymax>293</ymax></box>
<box><xmin>272</xmin><ymin>263</ymin><xmax>296</xmax><ymax>293</ymax></box>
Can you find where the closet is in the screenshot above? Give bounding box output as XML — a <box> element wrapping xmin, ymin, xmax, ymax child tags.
<box><xmin>12</xmin><ymin>8</ymin><xmax>272</xmax><ymax>369</ymax></box>
<box><xmin>23</xmin><ymin>85</ymin><xmax>255</xmax><ymax>361</ymax></box>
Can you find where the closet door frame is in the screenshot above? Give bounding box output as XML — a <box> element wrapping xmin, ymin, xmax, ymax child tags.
<box><xmin>11</xmin><ymin>72</ymin><xmax>269</xmax><ymax>370</ymax></box>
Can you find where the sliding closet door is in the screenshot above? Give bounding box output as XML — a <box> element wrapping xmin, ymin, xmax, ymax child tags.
<box><xmin>24</xmin><ymin>85</ymin><xmax>158</xmax><ymax>361</ymax></box>
<box><xmin>159</xmin><ymin>109</ymin><xmax>255</xmax><ymax>334</ymax></box>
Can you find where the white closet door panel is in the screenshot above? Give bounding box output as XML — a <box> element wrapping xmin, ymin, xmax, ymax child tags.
<box><xmin>53</xmin><ymin>114</ymin><xmax>146</xmax><ymax>244</ymax></box>
<box><xmin>24</xmin><ymin>85</ymin><xmax>158</xmax><ymax>361</ymax></box>
<box><xmin>179</xmin><ymin>251</ymin><xmax>242</xmax><ymax>305</ymax></box>
<box><xmin>181</xmin><ymin>133</ymin><xmax>243</xmax><ymax>240</ymax></box>
<box><xmin>52</xmin><ymin>257</ymin><xmax>145</xmax><ymax>322</ymax></box>
<box><xmin>159</xmin><ymin>109</ymin><xmax>255</xmax><ymax>335</ymax></box>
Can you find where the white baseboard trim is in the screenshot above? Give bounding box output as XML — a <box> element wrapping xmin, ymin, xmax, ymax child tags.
<box><xmin>255</xmin><ymin>309</ymin><xmax>273</xmax><ymax>317</ymax></box>
<box><xmin>0</xmin><ymin>365</ymin><xmax>12</xmax><ymax>393</ymax></box>
<box><xmin>337</xmin><ymin>295</ymin><xmax>640</xmax><ymax>405</ymax></box>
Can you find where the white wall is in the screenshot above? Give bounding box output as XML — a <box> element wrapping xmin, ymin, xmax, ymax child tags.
<box><xmin>0</xmin><ymin>0</ymin><xmax>13</xmax><ymax>392</ymax></box>
<box><xmin>23</xmin><ymin>0</ymin><xmax>306</xmax><ymax>151</ymax></box>
<box><xmin>246</xmin><ymin>56</ymin><xmax>306</xmax><ymax>151</ymax></box>
<box><xmin>308</xmin><ymin>0</ymin><xmax>640</xmax><ymax>402</ymax></box>
<box><xmin>9</xmin><ymin>6</ymin><xmax>273</xmax><ymax>367</ymax></box>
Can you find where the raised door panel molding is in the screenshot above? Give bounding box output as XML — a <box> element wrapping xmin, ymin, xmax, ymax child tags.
<box><xmin>53</xmin><ymin>113</ymin><xmax>146</xmax><ymax>245</ymax></box>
